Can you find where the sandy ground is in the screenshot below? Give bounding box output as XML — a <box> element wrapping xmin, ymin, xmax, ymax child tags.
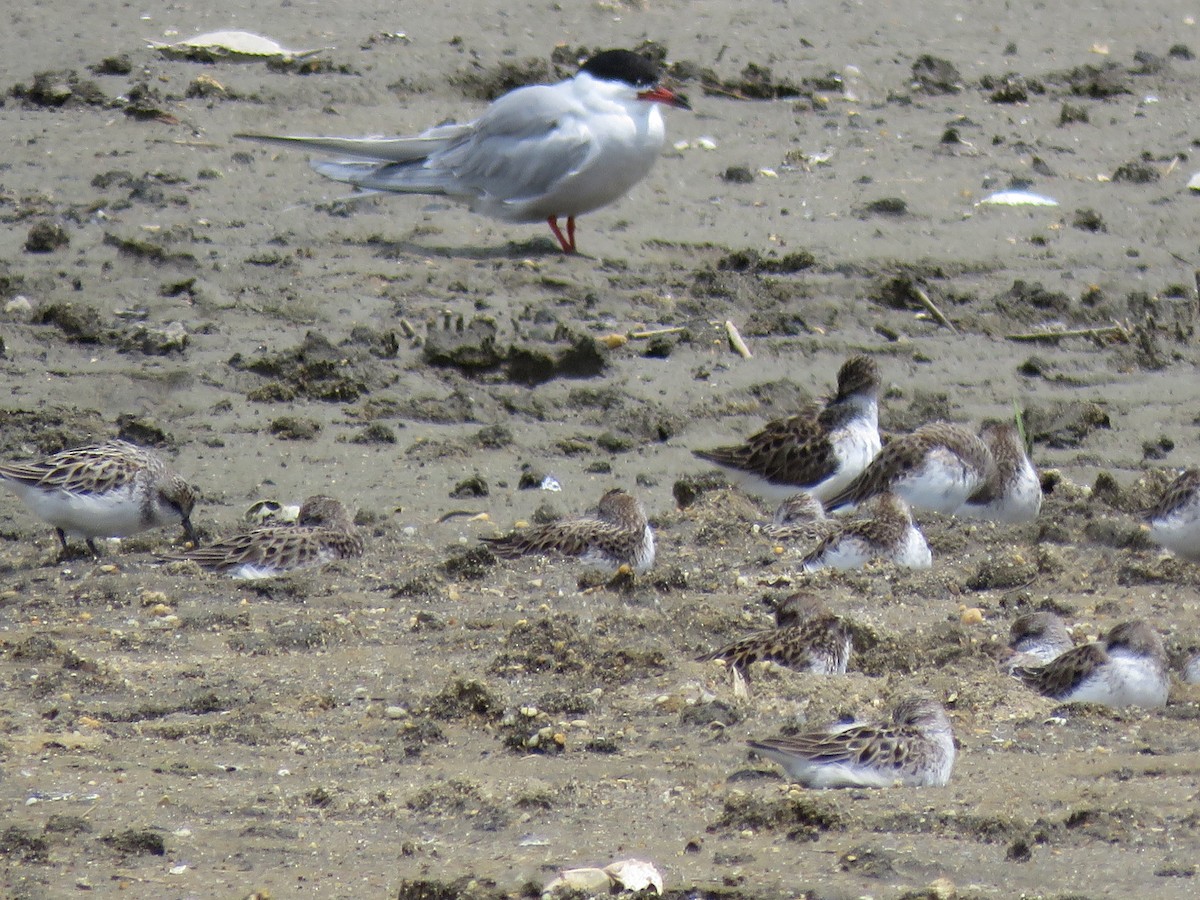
<box><xmin>3</xmin><ymin>0</ymin><xmax>1200</xmax><ymax>897</ymax></box>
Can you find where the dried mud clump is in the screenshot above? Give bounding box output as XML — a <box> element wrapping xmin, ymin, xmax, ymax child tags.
<box><xmin>10</xmin><ymin>69</ymin><xmax>108</xmax><ymax>108</ymax></box>
<box><xmin>426</xmin><ymin>677</ymin><xmax>505</xmax><ymax>722</ymax></box>
<box><xmin>505</xmin><ymin>333</ymin><xmax>605</xmax><ymax>386</ymax></box>
<box><xmin>423</xmin><ymin>316</ymin><xmax>503</xmax><ymax>370</ymax></box>
<box><xmin>406</xmin><ymin>779</ymin><xmax>511</xmax><ymax>832</ymax></box>
<box><xmin>1024</xmin><ymin>400</ymin><xmax>1111</xmax><ymax>448</ymax></box>
<box><xmin>1054</xmin><ymin>62</ymin><xmax>1131</xmax><ymax>98</ymax></box>
<box><xmin>912</xmin><ymin>55</ymin><xmax>963</xmax><ymax>93</ymax></box>
<box><xmin>25</xmin><ymin>221</ymin><xmax>69</xmax><ymax>253</ymax></box>
<box><xmin>100</xmin><ymin>829</ymin><xmax>166</xmax><ymax>857</ymax></box>
<box><xmin>395</xmin><ymin>877</ymin><xmax>505</xmax><ymax>900</ymax></box>
<box><xmin>716</xmin><ymin>248</ymin><xmax>817</xmax><ymax>274</ymax></box>
<box><xmin>441</xmin><ymin>546</ymin><xmax>496</xmax><ymax>580</ymax></box>
<box><xmin>0</xmin><ymin>825</ymin><xmax>49</xmax><ymax>863</ymax></box>
<box><xmin>268</xmin><ymin>416</ymin><xmax>321</xmax><ymax>440</ymax></box>
<box><xmin>452</xmin><ymin>57</ymin><xmax>551</xmax><ymax>101</ymax></box>
<box><xmin>1112</xmin><ymin>160</ymin><xmax>1160</xmax><ymax>184</ymax></box>
<box><xmin>489</xmin><ymin>616</ymin><xmax>586</xmax><ymax>676</ymax></box>
<box><xmin>967</xmin><ymin>557</ymin><xmax>1038</xmax><ymax>591</ymax></box>
<box><xmin>982</xmin><ymin>73</ymin><xmax>1044</xmax><ymax>103</ymax></box>
<box><xmin>230</xmin><ymin>331</ymin><xmax>378</xmax><ymax>402</ymax></box>
<box><xmin>712</xmin><ymin>791</ymin><xmax>845</xmax><ymax>841</ymax></box>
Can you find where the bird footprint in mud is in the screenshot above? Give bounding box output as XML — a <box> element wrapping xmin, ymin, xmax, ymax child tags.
<box><xmin>422</xmin><ymin>313</ymin><xmax>503</xmax><ymax>370</ymax></box>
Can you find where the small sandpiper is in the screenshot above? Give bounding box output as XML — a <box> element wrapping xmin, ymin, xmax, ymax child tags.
<box><xmin>822</xmin><ymin>421</ymin><xmax>996</xmax><ymax>516</ymax></box>
<box><xmin>747</xmin><ymin>694</ymin><xmax>956</xmax><ymax>788</ymax></box>
<box><xmin>0</xmin><ymin>439</ymin><xmax>197</xmax><ymax>555</ymax></box>
<box><xmin>173</xmin><ymin>495</ymin><xmax>362</xmax><ymax>579</ymax></box>
<box><xmin>959</xmin><ymin>420</ymin><xmax>1042</xmax><ymax>523</ymax></box>
<box><xmin>1011</xmin><ymin>619</ymin><xmax>1169</xmax><ymax>708</ymax></box>
<box><xmin>1001</xmin><ymin>611</ymin><xmax>1074</xmax><ymax>673</ymax></box>
<box><xmin>481</xmin><ymin>487</ymin><xmax>655</xmax><ymax>574</ymax></box>
<box><xmin>1144</xmin><ymin>467</ymin><xmax>1200</xmax><ymax>563</ymax></box>
<box><xmin>697</xmin><ymin>593</ymin><xmax>852</xmax><ymax>677</ymax></box>
<box><xmin>801</xmin><ymin>492</ymin><xmax>931</xmax><ymax>572</ymax></box>
<box><xmin>759</xmin><ymin>491</ymin><xmax>833</xmax><ymax>544</ymax></box>
<box><xmin>693</xmin><ymin>356</ymin><xmax>881</xmax><ymax>503</ymax></box>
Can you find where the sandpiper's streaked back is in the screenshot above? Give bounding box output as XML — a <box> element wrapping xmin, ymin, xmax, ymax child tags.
<box><xmin>1011</xmin><ymin>619</ymin><xmax>1169</xmax><ymax>708</ymax></box>
<box><xmin>960</xmin><ymin>420</ymin><xmax>1042</xmax><ymax>523</ymax></box>
<box><xmin>1145</xmin><ymin>467</ymin><xmax>1200</xmax><ymax>563</ymax></box>
<box><xmin>801</xmin><ymin>492</ymin><xmax>931</xmax><ymax>572</ymax></box>
<box><xmin>698</xmin><ymin>594</ymin><xmax>852</xmax><ymax>676</ymax></box>
<box><xmin>0</xmin><ymin>439</ymin><xmax>197</xmax><ymax>555</ymax></box>
<box><xmin>694</xmin><ymin>356</ymin><xmax>882</xmax><ymax>502</ymax></box>
<box><xmin>822</xmin><ymin>421</ymin><xmax>996</xmax><ymax>516</ymax></box>
<box><xmin>481</xmin><ymin>487</ymin><xmax>654</xmax><ymax>574</ymax></box>
<box><xmin>747</xmin><ymin>694</ymin><xmax>956</xmax><ymax>788</ymax></box>
<box><xmin>174</xmin><ymin>495</ymin><xmax>362</xmax><ymax>579</ymax></box>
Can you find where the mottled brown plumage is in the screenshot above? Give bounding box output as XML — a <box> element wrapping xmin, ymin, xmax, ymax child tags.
<box><xmin>693</xmin><ymin>356</ymin><xmax>881</xmax><ymax>501</ymax></box>
<box><xmin>747</xmin><ymin>694</ymin><xmax>956</xmax><ymax>788</ymax></box>
<box><xmin>1145</xmin><ymin>467</ymin><xmax>1200</xmax><ymax>562</ymax></box>
<box><xmin>1004</xmin><ymin>611</ymin><xmax>1073</xmax><ymax>670</ymax></box>
<box><xmin>0</xmin><ymin>439</ymin><xmax>197</xmax><ymax>554</ymax></box>
<box><xmin>801</xmin><ymin>493</ymin><xmax>931</xmax><ymax>571</ymax></box>
<box><xmin>698</xmin><ymin>595</ymin><xmax>852</xmax><ymax>676</ymax></box>
<box><xmin>1012</xmin><ymin>620</ymin><xmax>1168</xmax><ymax>707</ymax></box>
<box><xmin>481</xmin><ymin>487</ymin><xmax>655</xmax><ymax>573</ymax></box>
<box><xmin>175</xmin><ymin>495</ymin><xmax>362</xmax><ymax>579</ymax></box>
<box><xmin>822</xmin><ymin>421</ymin><xmax>996</xmax><ymax>515</ymax></box>
<box><xmin>759</xmin><ymin>491</ymin><xmax>834</xmax><ymax>544</ymax></box>
<box><xmin>960</xmin><ymin>420</ymin><xmax>1042</xmax><ymax>523</ymax></box>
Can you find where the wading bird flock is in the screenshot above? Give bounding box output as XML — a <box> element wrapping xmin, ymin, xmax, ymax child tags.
<box><xmin>3</xmin><ymin>344</ymin><xmax>1198</xmax><ymax>789</ymax></box>
<box><xmin>2</xmin><ymin>49</ymin><xmax>1198</xmax><ymax>793</ymax></box>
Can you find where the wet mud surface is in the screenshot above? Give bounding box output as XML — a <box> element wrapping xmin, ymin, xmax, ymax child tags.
<box><xmin>3</xmin><ymin>1</ymin><xmax>1200</xmax><ymax>897</ymax></box>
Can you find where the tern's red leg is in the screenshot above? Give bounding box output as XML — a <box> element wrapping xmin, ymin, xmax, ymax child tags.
<box><xmin>546</xmin><ymin>216</ymin><xmax>574</xmax><ymax>253</ymax></box>
<box><xmin>566</xmin><ymin>217</ymin><xmax>576</xmax><ymax>253</ymax></box>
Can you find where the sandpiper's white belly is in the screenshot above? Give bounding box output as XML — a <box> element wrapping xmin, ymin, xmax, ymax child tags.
<box><xmin>811</xmin><ymin>420</ymin><xmax>882</xmax><ymax>503</ymax></box>
<box><xmin>897</xmin><ymin>450</ymin><xmax>983</xmax><ymax>514</ymax></box>
<box><xmin>4</xmin><ymin>481</ymin><xmax>145</xmax><ymax>539</ymax></box>
<box><xmin>1149</xmin><ymin>508</ymin><xmax>1200</xmax><ymax>562</ymax></box>
<box><xmin>1066</xmin><ymin>654</ymin><xmax>1168</xmax><ymax>708</ymax></box>
<box><xmin>893</xmin><ymin>526</ymin><xmax>933</xmax><ymax>569</ymax></box>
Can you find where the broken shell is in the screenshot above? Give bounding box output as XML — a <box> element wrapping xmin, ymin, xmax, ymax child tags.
<box><xmin>1187</xmin><ymin>172</ymin><xmax>1200</xmax><ymax>192</ymax></box>
<box><xmin>604</xmin><ymin>859</ymin><xmax>664</xmax><ymax>895</ymax></box>
<box><xmin>542</xmin><ymin>867</ymin><xmax>611</xmax><ymax>896</ymax></box>
<box><xmin>148</xmin><ymin>30</ymin><xmax>331</xmax><ymax>62</ymax></box>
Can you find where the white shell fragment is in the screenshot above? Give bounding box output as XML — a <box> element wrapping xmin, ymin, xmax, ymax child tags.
<box><xmin>542</xmin><ymin>867</ymin><xmax>612</xmax><ymax>897</ymax></box>
<box><xmin>543</xmin><ymin>859</ymin><xmax>663</xmax><ymax>897</ymax></box>
<box><xmin>148</xmin><ymin>31</ymin><xmax>332</xmax><ymax>62</ymax></box>
<box><xmin>604</xmin><ymin>858</ymin><xmax>664</xmax><ymax>894</ymax></box>
<box><xmin>1187</xmin><ymin>172</ymin><xmax>1200</xmax><ymax>192</ymax></box>
<box><xmin>978</xmin><ymin>190</ymin><xmax>1059</xmax><ymax>207</ymax></box>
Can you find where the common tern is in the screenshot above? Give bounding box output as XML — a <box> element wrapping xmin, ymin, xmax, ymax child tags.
<box><xmin>236</xmin><ymin>49</ymin><xmax>690</xmax><ymax>252</ymax></box>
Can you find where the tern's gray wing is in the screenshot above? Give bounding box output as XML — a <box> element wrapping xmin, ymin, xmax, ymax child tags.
<box><xmin>430</xmin><ymin>84</ymin><xmax>595</xmax><ymax>204</ymax></box>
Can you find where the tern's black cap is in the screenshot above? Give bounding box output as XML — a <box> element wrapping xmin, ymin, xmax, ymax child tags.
<box><xmin>579</xmin><ymin>49</ymin><xmax>660</xmax><ymax>88</ymax></box>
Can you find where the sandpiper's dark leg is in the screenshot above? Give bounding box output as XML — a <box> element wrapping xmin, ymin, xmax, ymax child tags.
<box><xmin>85</xmin><ymin>538</ymin><xmax>99</xmax><ymax>557</ymax></box>
<box><xmin>55</xmin><ymin>528</ymin><xmax>69</xmax><ymax>553</ymax></box>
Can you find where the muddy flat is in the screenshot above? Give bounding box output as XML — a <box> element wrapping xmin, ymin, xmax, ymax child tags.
<box><xmin>2</xmin><ymin>2</ymin><xmax>1200</xmax><ymax>897</ymax></box>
